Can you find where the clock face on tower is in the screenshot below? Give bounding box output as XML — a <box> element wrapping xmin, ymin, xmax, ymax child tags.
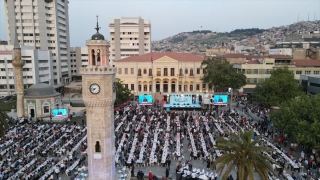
<box><xmin>89</xmin><ymin>83</ymin><xmax>100</xmax><ymax>94</ymax></box>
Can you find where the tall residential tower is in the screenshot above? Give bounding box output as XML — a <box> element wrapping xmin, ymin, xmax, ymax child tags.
<box><xmin>4</xmin><ymin>0</ymin><xmax>71</xmax><ymax>86</ymax></box>
<box><xmin>109</xmin><ymin>17</ymin><xmax>151</xmax><ymax>64</ymax></box>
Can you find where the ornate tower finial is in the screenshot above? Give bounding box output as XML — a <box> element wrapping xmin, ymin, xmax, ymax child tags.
<box><xmin>95</xmin><ymin>15</ymin><xmax>100</xmax><ymax>33</ymax></box>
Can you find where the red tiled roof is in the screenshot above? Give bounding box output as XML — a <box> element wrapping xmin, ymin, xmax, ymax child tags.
<box><xmin>291</xmin><ymin>60</ymin><xmax>320</xmax><ymax>67</ymax></box>
<box><xmin>116</xmin><ymin>52</ymin><xmax>204</xmax><ymax>62</ymax></box>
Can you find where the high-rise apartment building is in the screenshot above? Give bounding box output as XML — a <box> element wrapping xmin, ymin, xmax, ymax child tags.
<box><xmin>0</xmin><ymin>45</ymin><xmax>54</xmax><ymax>96</ymax></box>
<box><xmin>109</xmin><ymin>17</ymin><xmax>151</xmax><ymax>64</ymax></box>
<box><xmin>4</xmin><ymin>0</ymin><xmax>71</xmax><ymax>86</ymax></box>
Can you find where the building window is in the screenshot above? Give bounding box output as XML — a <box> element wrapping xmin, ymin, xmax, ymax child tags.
<box><xmin>305</xmin><ymin>71</ymin><xmax>311</xmax><ymax>74</ymax></box>
<box><xmin>246</xmin><ymin>78</ymin><xmax>251</xmax><ymax>84</ymax></box>
<box><xmin>179</xmin><ymin>69</ymin><xmax>183</xmax><ymax>76</ymax></box>
<box><xmin>170</xmin><ymin>68</ymin><xmax>175</xmax><ymax>76</ymax></box>
<box><xmin>296</xmin><ymin>71</ymin><xmax>302</xmax><ymax>74</ymax></box>
<box><xmin>254</xmin><ymin>69</ymin><xmax>258</xmax><ymax>74</ymax></box>
<box><xmin>138</xmin><ymin>69</ymin><xmax>141</xmax><ymax>76</ymax></box>
<box><xmin>125</xmin><ymin>84</ymin><xmax>128</xmax><ymax>89</ymax></box>
<box><xmin>203</xmin><ymin>69</ymin><xmax>206</xmax><ymax>74</ymax></box>
<box><xmin>149</xmin><ymin>69</ymin><xmax>152</xmax><ymax>76</ymax></box>
<box><xmin>143</xmin><ymin>69</ymin><xmax>147</xmax><ymax>74</ymax></box>
<box><xmin>202</xmin><ymin>84</ymin><xmax>206</xmax><ymax>90</ymax></box>
<box><xmin>314</xmin><ymin>71</ymin><xmax>319</xmax><ymax>74</ymax></box>
<box><xmin>143</xmin><ymin>85</ymin><xmax>147</xmax><ymax>91</ymax></box>
<box><xmin>125</xmin><ymin>68</ymin><xmax>128</xmax><ymax>74</ymax></box>
<box><xmin>131</xmin><ymin>84</ymin><xmax>134</xmax><ymax>90</ymax></box>
<box><xmin>157</xmin><ymin>68</ymin><xmax>161</xmax><ymax>76</ymax></box>
<box><xmin>254</xmin><ymin>78</ymin><xmax>258</xmax><ymax>84</ymax></box>
<box><xmin>164</xmin><ymin>68</ymin><xmax>168</xmax><ymax>76</ymax></box>
<box><xmin>197</xmin><ymin>68</ymin><xmax>200</xmax><ymax>74</ymax></box>
<box><xmin>95</xmin><ymin>141</ymin><xmax>101</xmax><ymax>153</ymax></box>
<box><xmin>185</xmin><ymin>68</ymin><xmax>188</xmax><ymax>75</ymax></box>
<box><xmin>190</xmin><ymin>85</ymin><xmax>193</xmax><ymax>91</ymax></box>
<box><xmin>138</xmin><ymin>85</ymin><xmax>141</xmax><ymax>91</ymax></box>
<box><xmin>131</xmin><ymin>68</ymin><xmax>134</xmax><ymax>74</ymax></box>
<box><xmin>190</xmin><ymin>68</ymin><xmax>194</xmax><ymax>76</ymax></box>
<box><xmin>118</xmin><ymin>68</ymin><xmax>122</xmax><ymax>74</ymax></box>
<box><xmin>265</xmin><ymin>69</ymin><xmax>271</xmax><ymax>74</ymax></box>
<box><xmin>247</xmin><ymin>69</ymin><xmax>251</xmax><ymax>74</ymax></box>
<box><xmin>196</xmin><ymin>84</ymin><xmax>200</xmax><ymax>90</ymax></box>
<box><xmin>43</xmin><ymin>105</ymin><xmax>49</xmax><ymax>113</ymax></box>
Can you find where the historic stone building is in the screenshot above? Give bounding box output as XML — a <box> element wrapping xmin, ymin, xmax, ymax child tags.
<box><xmin>115</xmin><ymin>52</ymin><xmax>207</xmax><ymax>95</ymax></box>
<box><xmin>81</xmin><ymin>19</ymin><xmax>116</xmax><ymax>180</ymax></box>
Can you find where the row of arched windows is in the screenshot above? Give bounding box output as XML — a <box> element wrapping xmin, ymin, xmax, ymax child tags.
<box><xmin>137</xmin><ymin>68</ymin><xmax>194</xmax><ymax>76</ymax></box>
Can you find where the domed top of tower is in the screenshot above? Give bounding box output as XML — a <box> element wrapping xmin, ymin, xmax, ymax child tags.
<box><xmin>91</xmin><ymin>15</ymin><xmax>105</xmax><ymax>40</ymax></box>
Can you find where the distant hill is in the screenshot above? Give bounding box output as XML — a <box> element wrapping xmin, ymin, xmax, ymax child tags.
<box><xmin>152</xmin><ymin>21</ymin><xmax>320</xmax><ymax>54</ymax></box>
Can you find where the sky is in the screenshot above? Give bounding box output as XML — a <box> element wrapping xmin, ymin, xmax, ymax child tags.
<box><xmin>0</xmin><ymin>0</ymin><xmax>320</xmax><ymax>47</ymax></box>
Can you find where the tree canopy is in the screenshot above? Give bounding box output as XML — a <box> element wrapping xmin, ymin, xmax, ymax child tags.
<box><xmin>0</xmin><ymin>108</ymin><xmax>14</xmax><ymax>138</ymax></box>
<box><xmin>115</xmin><ymin>78</ymin><xmax>133</xmax><ymax>106</ymax></box>
<box><xmin>253</xmin><ymin>67</ymin><xmax>302</xmax><ymax>107</ymax></box>
<box><xmin>270</xmin><ymin>94</ymin><xmax>320</xmax><ymax>150</ymax></box>
<box><xmin>211</xmin><ymin>130</ymin><xmax>275</xmax><ymax>180</ymax></box>
<box><xmin>201</xmin><ymin>57</ymin><xmax>246</xmax><ymax>92</ymax></box>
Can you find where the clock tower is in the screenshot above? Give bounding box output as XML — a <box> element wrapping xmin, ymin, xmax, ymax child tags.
<box><xmin>81</xmin><ymin>16</ymin><xmax>117</xmax><ymax>180</ymax></box>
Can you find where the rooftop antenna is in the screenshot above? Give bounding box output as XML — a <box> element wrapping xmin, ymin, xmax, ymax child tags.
<box><xmin>95</xmin><ymin>15</ymin><xmax>100</xmax><ymax>33</ymax></box>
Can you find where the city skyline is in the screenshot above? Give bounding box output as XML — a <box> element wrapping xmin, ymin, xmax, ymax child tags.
<box><xmin>0</xmin><ymin>0</ymin><xmax>320</xmax><ymax>47</ymax></box>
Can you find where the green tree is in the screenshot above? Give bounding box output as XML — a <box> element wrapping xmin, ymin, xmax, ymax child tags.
<box><xmin>211</xmin><ymin>130</ymin><xmax>275</xmax><ymax>180</ymax></box>
<box><xmin>115</xmin><ymin>78</ymin><xmax>133</xmax><ymax>106</ymax></box>
<box><xmin>270</xmin><ymin>94</ymin><xmax>320</xmax><ymax>150</ymax></box>
<box><xmin>201</xmin><ymin>57</ymin><xmax>246</xmax><ymax>92</ymax></box>
<box><xmin>253</xmin><ymin>67</ymin><xmax>302</xmax><ymax>107</ymax></box>
<box><xmin>0</xmin><ymin>109</ymin><xmax>14</xmax><ymax>137</ymax></box>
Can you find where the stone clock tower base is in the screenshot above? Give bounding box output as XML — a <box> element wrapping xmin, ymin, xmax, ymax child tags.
<box><xmin>81</xmin><ymin>67</ymin><xmax>116</xmax><ymax>180</ymax></box>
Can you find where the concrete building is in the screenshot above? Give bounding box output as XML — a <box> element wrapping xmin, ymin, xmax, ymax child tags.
<box><xmin>233</xmin><ymin>57</ymin><xmax>320</xmax><ymax>94</ymax></box>
<box><xmin>115</xmin><ymin>52</ymin><xmax>207</xmax><ymax>96</ymax></box>
<box><xmin>109</xmin><ymin>17</ymin><xmax>151</xmax><ymax>64</ymax></box>
<box><xmin>271</xmin><ymin>41</ymin><xmax>320</xmax><ymax>59</ymax></box>
<box><xmin>70</xmin><ymin>46</ymin><xmax>88</xmax><ymax>80</ymax></box>
<box><xmin>4</xmin><ymin>0</ymin><xmax>71</xmax><ymax>86</ymax></box>
<box><xmin>0</xmin><ymin>45</ymin><xmax>53</xmax><ymax>96</ymax></box>
<box><xmin>300</xmin><ymin>75</ymin><xmax>320</xmax><ymax>95</ymax></box>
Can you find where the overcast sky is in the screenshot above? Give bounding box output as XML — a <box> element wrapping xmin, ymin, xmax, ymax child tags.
<box><xmin>0</xmin><ymin>0</ymin><xmax>320</xmax><ymax>46</ymax></box>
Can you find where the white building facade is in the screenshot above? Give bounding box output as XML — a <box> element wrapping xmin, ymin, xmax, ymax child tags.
<box><xmin>109</xmin><ymin>17</ymin><xmax>151</xmax><ymax>65</ymax></box>
<box><xmin>70</xmin><ymin>46</ymin><xmax>88</xmax><ymax>79</ymax></box>
<box><xmin>4</xmin><ymin>0</ymin><xmax>71</xmax><ymax>86</ymax></box>
<box><xmin>0</xmin><ymin>45</ymin><xmax>53</xmax><ymax>96</ymax></box>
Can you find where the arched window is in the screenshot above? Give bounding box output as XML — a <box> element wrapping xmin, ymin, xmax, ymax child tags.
<box><xmin>190</xmin><ymin>68</ymin><xmax>194</xmax><ymax>76</ymax></box>
<box><xmin>148</xmin><ymin>68</ymin><xmax>152</xmax><ymax>76</ymax></box>
<box><xmin>95</xmin><ymin>141</ymin><xmax>101</xmax><ymax>152</ymax></box>
<box><xmin>143</xmin><ymin>68</ymin><xmax>147</xmax><ymax>74</ymax></box>
<box><xmin>97</xmin><ymin>49</ymin><xmax>101</xmax><ymax>66</ymax></box>
<box><xmin>91</xmin><ymin>49</ymin><xmax>95</xmax><ymax>66</ymax></box>
<box><xmin>179</xmin><ymin>68</ymin><xmax>183</xmax><ymax>76</ymax></box>
<box><xmin>185</xmin><ymin>68</ymin><xmax>188</xmax><ymax>74</ymax></box>
<box><xmin>138</xmin><ymin>69</ymin><xmax>142</xmax><ymax>76</ymax></box>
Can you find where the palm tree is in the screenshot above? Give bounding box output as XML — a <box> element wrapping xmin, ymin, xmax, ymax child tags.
<box><xmin>0</xmin><ymin>108</ymin><xmax>14</xmax><ymax>138</ymax></box>
<box><xmin>211</xmin><ymin>129</ymin><xmax>275</xmax><ymax>180</ymax></box>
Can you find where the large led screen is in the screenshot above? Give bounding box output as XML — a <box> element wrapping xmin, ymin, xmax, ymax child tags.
<box><xmin>138</xmin><ymin>95</ymin><xmax>153</xmax><ymax>105</ymax></box>
<box><xmin>213</xmin><ymin>95</ymin><xmax>228</xmax><ymax>105</ymax></box>
<box><xmin>169</xmin><ymin>94</ymin><xmax>199</xmax><ymax>106</ymax></box>
<box><xmin>52</xmin><ymin>108</ymin><xmax>68</xmax><ymax>116</ymax></box>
